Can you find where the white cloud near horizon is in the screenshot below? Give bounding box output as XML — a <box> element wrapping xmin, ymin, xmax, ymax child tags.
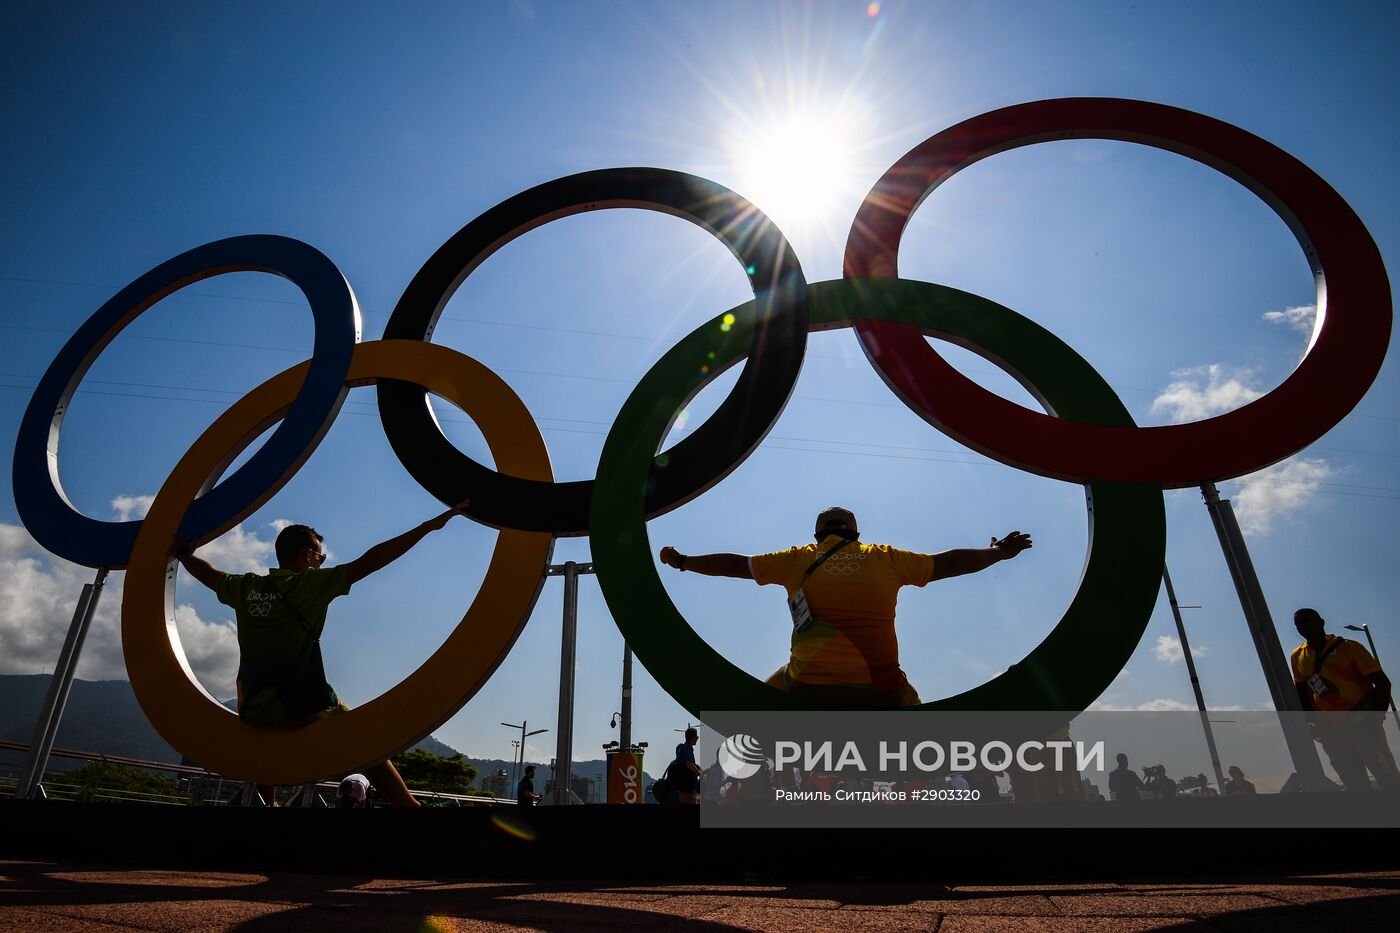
<box><xmin>1232</xmin><ymin>457</ymin><xmax>1337</xmax><ymax>535</ymax></box>
<box><xmin>1089</xmin><ymin>698</ymin><xmax>1195</xmax><ymax>712</ymax></box>
<box><xmin>1088</xmin><ymin>698</ymin><xmax>1253</xmax><ymax>712</ymax></box>
<box><xmin>0</xmin><ymin>496</ymin><xmax>293</xmax><ymax>699</ymax></box>
<box><xmin>1150</xmin><ymin>364</ymin><xmax>1263</xmax><ymax>423</ymax></box>
<box><xmin>0</xmin><ymin>521</ymin><xmax>242</xmax><ymax>698</ymax></box>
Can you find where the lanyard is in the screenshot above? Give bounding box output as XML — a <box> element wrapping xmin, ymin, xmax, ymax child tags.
<box><xmin>1312</xmin><ymin>635</ymin><xmax>1343</xmax><ymax>677</ymax></box>
<box><xmin>800</xmin><ymin>537</ymin><xmax>853</xmax><ymax>584</ymax></box>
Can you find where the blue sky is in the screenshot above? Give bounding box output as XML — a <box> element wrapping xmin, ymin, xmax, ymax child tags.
<box><xmin>3</xmin><ymin>1</ymin><xmax>1398</xmax><ymax>774</ymax></box>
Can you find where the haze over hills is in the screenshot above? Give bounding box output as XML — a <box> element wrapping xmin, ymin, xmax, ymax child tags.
<box><xmin>0</xmin><ymin>675</ymin><xmax>659</xmax><ymax>788</ymax></box>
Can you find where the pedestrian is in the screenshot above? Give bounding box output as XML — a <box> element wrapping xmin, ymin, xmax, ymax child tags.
<box><xmin>1142</xmin><ymin>764</ymin><xmax>1177</xmax><ymax>799</ymax></box>
<box><xmin>672</xmin><ymin>727</ymin><xmax>702</xmax><ymax>804</ymax></box>
<box><xmin>517</xmin><ymin>764</ymin><xmax>541</xmax><ymax>806</ymax></box>
<box><xmin>336</xmin><ymin>773</ymin><xmax>372</xmax><ymax>808</ymax></box>
<box><xmin>178</xmin><ymin>501</ymin><xmax>470</xmax><ymax>808</ymax></box>
<box><xmin>1223</xmin><ymin>765</ymin><xmax>1256</xmax><ymax>796</ymax></box>
<box><xmin>659</xmin><ymin>506</ymin><xmax>1031</xmax><ymax>708</ymax></box>
<box><xmin>1108</xmin><ymin>753</ymin><xmax>1145</xmax><ymax>802</ymax></box>
<box><xmin>1291</xmin><ymin>608</ymin><xmax>1399</xmax><ymax>791</ymax></box>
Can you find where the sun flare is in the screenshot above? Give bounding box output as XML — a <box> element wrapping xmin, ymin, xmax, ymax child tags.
<box><xmin>731</xmin><ymin>113</ymin><xmax>862</xmax><ymax>233</ymax></box>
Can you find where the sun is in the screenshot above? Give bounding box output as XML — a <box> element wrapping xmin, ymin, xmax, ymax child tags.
<box><xmin>731</xmin><ymin>113</ymin><xmax>862</xmax><ymax>233</ymax></box>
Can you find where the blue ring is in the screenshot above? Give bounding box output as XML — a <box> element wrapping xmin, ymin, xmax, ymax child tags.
<box><xmin>13</xmin><ymin>235</ymin><xmax>360</xmax><ymax>568</ymax></box>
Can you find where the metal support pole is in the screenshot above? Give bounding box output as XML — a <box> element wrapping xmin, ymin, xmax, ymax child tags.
<box><xmin>1163</xmin><ymin>566</ymin><xmax>1226</xmax><ymax>794</ymax></box>
<box><xmin>543</xmin><ymin>560</ymin><xmax>594</xmax><ymax>804</ymax></box>
<box><xmin>17</xmin><ymin>567</ymin><xmax>109</xmax><ymax>799</ymax></box>
<box><xmin>555</xmin><ymin>561</ymin><xmax>580</xmax><ymax>804</ymax></box>
<box><xmin>620</xmin><ymin>642</ymin><xmax>634</xmax><ymax>754</ymax></box>
<box><xmin>1201</xmin><ymin>482</ymin><xmax>1326</xmax><ymax>790</ymax></box>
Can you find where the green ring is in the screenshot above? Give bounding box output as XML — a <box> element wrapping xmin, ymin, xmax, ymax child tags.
<box><xmin>590</xmin><ymin>277</ymin><xmax>1165</xmax><ymax>714</ymax></box>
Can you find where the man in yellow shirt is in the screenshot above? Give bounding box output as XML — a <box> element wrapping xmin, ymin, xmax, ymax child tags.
<box><xmin>1291</xmin><ymin>607</ymin><xmax>1399</xmax><ymax>791</ymax></box>
<box><xmin>658</xmin><ymin>506</ymin><xmax>1031</xmax><ymax>708</ymax></box>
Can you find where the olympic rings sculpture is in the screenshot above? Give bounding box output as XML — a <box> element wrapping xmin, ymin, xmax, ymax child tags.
<box><xmin>12</xmin><ymin>99</ymin><xmax>1390</xmax><ymax>783</ymax></box>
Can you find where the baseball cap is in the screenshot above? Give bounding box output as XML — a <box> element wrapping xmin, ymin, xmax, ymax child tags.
<box><xmin>814</xmin><ymin>506</ymin><xmax>858</xmax><ymax>535</ymax></box>
<box><xmin>337</xmin><ymin>773</ymin><xmax>370</xmax><ymax>808</ymax></box>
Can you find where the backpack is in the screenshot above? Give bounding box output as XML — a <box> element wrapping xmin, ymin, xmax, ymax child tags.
<box><xmin>650</xmin><ymin>761</ymin><xmax>677</xmax><ymax>804</ymax></box>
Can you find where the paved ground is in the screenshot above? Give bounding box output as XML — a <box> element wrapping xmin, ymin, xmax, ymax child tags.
<box><xmin>3</xmin><ymin>860</ymin><xmax>1398</xmax><ymax>931</ymax></box>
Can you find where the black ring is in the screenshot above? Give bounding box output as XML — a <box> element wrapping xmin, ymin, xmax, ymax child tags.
<box><xmin>378</xmin><ymin>168</ymin><xmax>807</xmax><ymax>534</ymax></box>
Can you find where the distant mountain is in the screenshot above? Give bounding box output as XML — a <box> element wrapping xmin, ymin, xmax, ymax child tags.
<box><xmin>0</xmin><ymin>674</ymin><xmax>462</xmax><ymax>773</ymax></box>
<box><xmin>414</xmin><ymin>733</ymin><xmax>461</xmax><ymax>759</ymax></box>
<box><xmin>1</xmin><ymin>675</ymin><xmax>181</xmax><ymax>765</ymax></box>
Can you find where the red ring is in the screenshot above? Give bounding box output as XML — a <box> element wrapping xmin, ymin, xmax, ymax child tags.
<box><xmin>844</xmin><ymin>98</ymin><xmax>1391</xmax><ymax>487</ymax></box>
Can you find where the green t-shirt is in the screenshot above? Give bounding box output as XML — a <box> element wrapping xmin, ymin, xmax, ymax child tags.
<box><xmin>216</xmin><ymin>565</ymin><xmax>351</xmax><ymax>725</ymax></box>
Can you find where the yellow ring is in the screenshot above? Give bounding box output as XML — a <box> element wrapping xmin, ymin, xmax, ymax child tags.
<box><xmin>122</xmin><ymin>340</ymin><xmax>554</xmax><ymax>784</ymax></box>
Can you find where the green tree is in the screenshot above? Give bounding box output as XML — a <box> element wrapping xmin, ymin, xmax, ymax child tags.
<box><xmin>60</xmin><ymin>762</ymin><xmax>189</xmax><ymax>803</ymax></box>
<box><xmin>389</xmin><ymin>749</ymin><xmax>478</xmax><ymax>795</ymax></box>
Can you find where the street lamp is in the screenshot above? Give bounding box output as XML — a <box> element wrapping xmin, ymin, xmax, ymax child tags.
<box><xmin>501</xmin><ymin>721</ymin><xmax>549</xmax><ymax>793</ymax></box>
<box><xmin>1343</xmin><ymin>624</ymin><xmax>1400</xmax><ymax>731</ymax></box>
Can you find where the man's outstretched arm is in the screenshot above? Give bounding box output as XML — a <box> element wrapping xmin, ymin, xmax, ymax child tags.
<box><xmin>344</xmin><ymin>501</ymin><xmax>469</xmax><ymax>586</ymax></box>
<box><xmin>929</xmin><ymin>531</ymin><xmax>1032</xmax><ymax>581</ymax></box>
<box><xmin>176</xmin><ymin>546</ymin><xmax>225</xmax><ymax>592</ymax></box>
<box><xmin>659</xmin><ymin>546</ymin><xmax>754</xmax><ymax>580</ymax></box>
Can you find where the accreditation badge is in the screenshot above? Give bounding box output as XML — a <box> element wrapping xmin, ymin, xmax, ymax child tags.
<box><xmin>788</xmin><ymin>588</ymin><xmax>814</xmax><ymax>634</ymax></box>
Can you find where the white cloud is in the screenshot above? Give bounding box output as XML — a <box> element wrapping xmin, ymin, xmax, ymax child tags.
<box><xmin>1262</xmin><ymin>304</ymin><xmax>1317</xmax><ymax>335</ymax></box>
<box><xmin>1153</xmin><ymin>635</ymin><xmax>1208</xmax><ymax>664</ymax></box>
<box><xmin>110</xmin><ymin>494</ymin><xmax>154</xmax><ymax>522</ymax></box>
<box><xmin>0</xmin><ymin>523</ymin><xmax>126</xmax><ymax>681</ymax></box>
<box><xmin>1088</xmin><ymin>698</ymin><xmax>1253</xmax><ymax>712</ymax></box>
<box><xmin>109</xmin><ymin>492</ymin><xmax>283</xmax><ymax>575</ymax></box>
<box><xmin>194</xmin><ymin>523</ymin><xmax>277</xmax><ymax>574</ymax></box>
<box><xmin>1232</xmin><ymin>456</ymin><xmax>1337</xmax><ymax>535</ymax></box>
<box><xmin>1089</xmin><ymin>698</ymin><xmax>1197</xmax><ymax>712</ymax></box>
<box><xmin>0</xmin><ymin>522</ymin><xmax>243</xmax><ymax>700</ymax></box>
<box><xmin>172</xmin><ymin>602</ymin><xmax>240</xmax><ymax>696</ymax></box>
<box><xmin>1150</xmin><ymin>365</ymin><xmax>1263</xmax><ymax>423</ymax></box>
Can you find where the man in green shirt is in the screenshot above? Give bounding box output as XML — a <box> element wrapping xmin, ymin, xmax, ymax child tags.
<box><xmin>178</xmin><ymin>502</ymin><xmax>468</xmax><ymax>807</ymax></box>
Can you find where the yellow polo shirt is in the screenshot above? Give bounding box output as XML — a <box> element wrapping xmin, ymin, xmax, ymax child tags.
<box><xmin>1290</xmin><ymin>635</ymin><xmax>1382</xmax><ymax>712</ymax></box>
<box><xmin>749</xmin><ymin>536</ymin><xmax>934</xmax><ymax>690</ymax></box>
